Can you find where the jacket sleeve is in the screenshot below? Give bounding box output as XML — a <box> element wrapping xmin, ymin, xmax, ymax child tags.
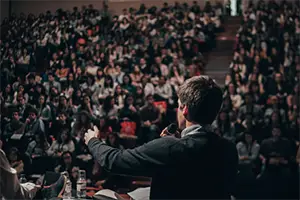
<box><xmin>88</xmin><ymin>136</ymin><xmax>179</xmax><ymax>177</ymax></box>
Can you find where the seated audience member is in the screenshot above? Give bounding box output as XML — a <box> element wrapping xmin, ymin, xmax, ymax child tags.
<box><xmin>213</xmin><ymin>110</ymin><xmax>236</xmax><ymax>142</ymax></box>
<box><xmin>7</xmin><ymin>147</ymin><xmax>24</xmax><ymax>175</ymax></box>
<box><xmin>50</xmin><ymin>111</ymin><xmax>71</xmax><ymax>139</ymax></box>
<box><xmin>113</xmin><ymin>84</ymin><xmax>126</xmax><ymax>108</ymax></box>
<box><xmin>54</xmin><ymin>151</ymin><xmax>79</xmax><ymax>189</ymax></box>
<box><xmin>23</xmin><ymin>107</ymin><xmax>45</xmax><ymax>138</ymax></box>
<box><xmin>3</xmin><ymin>110</ymin><xmax>24</xmax><ymax>139</ymax></box>
<box><xmin>97</xmin><ymin>96</ymin><xmax>119</xmax><ymax>130</ymax></box>
<box><xmin>71</xmin><ymin>111</ymin><xmax>93</xmax><ymax>139</ymax></box>
<box><xmin>237</xmin><ymin>132</ymin><xmax>260</xmax><ymax>166</ymax></box>
<box><xmin>47</xmin><ymin>129</ymin><xmax>75</xmax><ymax>158</ymax></box>
<box><xmin>139</xmin><ymin>94</ymin><xmax>161</xmax><ymax>144</ymax></box>
<box><xmin>57</xmin><ymin>95</ymin><xmax>73</xmax><ymax>117</ymax></box>
<box><xmin>141</xmin><ymin>75</ymin><xmax>155</xmax><ymax>97</ymax></box>
<box><xmin>25</xmin><ymin>131</ymin><xmax>50</xmax><ymax>159</ymax></box>
<box><xmin>43</xmin><ymin>73</ymin><xmax>61</xmax><ymax>95</ymax></box>
<box><xmin>154</xmin><ymin>76</ymin><xmax>173</xmax><ymax>105</ymax></box>
<box><xmin>77</xmin><ymin>95</ymin><xmax>96</xmax><ymax>117</ymax></box>
<box><xmin>106</xmin><ymin>132</ymin><xmax>124</xmax><ymax>149</ymax></box>
<box><xmin>235</xmin><ymin>131</ymin><xmax>260</xmax><ymax>199</ymax></box>
<box><xmin>238</xmin><ymin>94</ymin><xmax>262</xmax><ymax>124</ymax></box>
<box><xmin>35</xmin><ymin>94</ymin><xmax>52</xmax><ymax>123</ymax></box>
<box><xmin>258</xmin><ymin>126</ymin><xmax>294</xmax><ymax>199</ymax></box>
<box><xmin>16</xmin><ymin>95</ymin><xmax>28</xmax><ymax>120</ymax></box>
<box><xmin>119</xmin><ymin>94</ymin><xmax>139</xmax><ymax>122</ymax></box>
<box><xmin>264</xmin><ymin>96</ymin><xmax>286</xmax><ymax>124</ymax></box>
<box><xmin>121</xmin><ymin>74</ymin><xmax>136</xmax><ymax>95</ymax></box>
<box><xmin>226</xmin><ymin>83</ymin><xmax>243</xmax><ymax>110</ymax></box>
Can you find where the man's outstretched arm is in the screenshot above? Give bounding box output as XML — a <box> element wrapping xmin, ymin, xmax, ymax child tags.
<box><xmin>86</xmin><ymin>126</ymin><xmax>179</xmax><ymax>177</ymax></box>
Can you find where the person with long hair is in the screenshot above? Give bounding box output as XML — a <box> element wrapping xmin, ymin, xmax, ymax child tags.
<box><xmin>105</xmin><ymin>132</ymin><xmax>123</xmax><ymax>149</ymax></box>
<box><xmin>7</xmin><ymin>147</ymin><xmax>24</xmax><ymax>175</ymax></box>
<box><xmin>13</xmin><ymin>85</ymin><xmax>29</xmax><ymax>105</ymax></box>
<box><xmin>35</xmin><ymin>94</ymin><xmax>51</xmax><ymax>123</ymax></box>
<box><xmin>134</xmin><ymin>86</ymin><xmax>145</xmax><ymax>109</ymax></box>
<box><xmin>130</xmin><ymin>65</ymin><xmax>143</xmax><ymax>87</ymax></box>
<box><xmin>71</xmin><ymin>111</ymin><xmax>93</xmax><ymax>140</ymax></box>
<box><xmin>236</xmin><ymin>132</ymin><xmax>260</xmax><ymax>165</ymax></box>
<box><xmin>3</xmin><ymin>84</ymin><xmax>14</xmax><ymax>106</ymax></box>
<box><xmin>64</xmin><ymin>73</ymin><xmax>79</xmax><ymax>99</ymax></box>
<box><xmin>287</xmin><ymin>111</ymin><xmax>300</xmax><ymax>143</ymax></box>
<box><xmin>71</xmin><ymin>89</ymin><xmax>82</xmax><ymax>107</ymax></box>
<box><xmin>258</xmin><ymin>126</ymin><xmax>294</xmax><ymax>199</ymax></box>
<box><xmin>95</xmin><ymin>68</ymin><xmax>105</xmax><ymax>88</ymax></box>
<box><xmin>141</xmin><ymin>75</ymin><xmax>155</xmax><ymax>97</ymax></box>
<box><xmin>57</xmin><ymin>95</ymin><xmax>73</xmax><ymax>117</ymax></box>
<box><xmin>54</xmin><ymin>151</ymin><xmax>79</xmax><ymax>190</ymax></box>
<box><xmin>25</xmin><ymin>130</ymin><xmax>50</xmax><ymax>159</ymax></box>
<box><xmin>77</xmin><ymin>95</ymin><xmax>95</xmax><ymax>117</ymax></box>
<box><xmin>47</xmin><ymin>129</ymin><xmax>75</xmax><ymax>158</ymax></box>
<box><xmin>169</xmin><ymin>65</ymin><xmax>184</xmax><ymax>91</ymax></box>
<box><xmin>248</xmin><ymin>81</ymin><xmax>266</xmax><ymax>105</ymax></box>
<box><xmin>119</xmin><ymin>94</ymin><xmax>139</xmax><ymax>122</ymax></box>
<box><xmin>96</xmin><ymin>75</ymin><xmax>116</xmax><ymax>100</ymax></box>
<box><xmin>226</xmin><ymin>83</ymin><xmax>243</xmax><ymax>110</ymax></box>
<box><xmin>55</xmin><ymin>151</ymin><xmax>77</xmax><ymax>173</ymax></box>
<box><xmin>81</xmin><ymin>75</ymin><xmax>97</xmax><ymax>94</ymax></box>
<box><xmin>121</xmin><ymin>74</ymin><xmax>136</xmax><ymax>94</ymax></box>
<box><xmin>235</xmin><ymin>131</ymin><xmax>260</xmax><ymax>199</ymax></box>
<box><xmin>213</xmin><ymin>110</ymin><xmax>234</xmax><ymax>141</ymax></box>
<box><xmin>113</xmin><ymin>84</ymin><xmax>125</xmax><ymax>108</ymax></box>
<box><xmin>222</xmin><ymin>95</ymin><xmax>234</xmax><ymax>112</ymax></box>
<box><xmin>98</xmin><ymin>96</ymin><xmax>119</xmax><ymax>131</ymax></box>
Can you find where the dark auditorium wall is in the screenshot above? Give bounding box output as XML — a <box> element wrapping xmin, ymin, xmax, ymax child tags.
<box><xmin>10</xmin><ymin>0</ymin><xmax>217</xmax><ymax>15</ymax></box>
<box><xmin>8</xmin><ymin>0</ymin><xmax>299</xmax><ymax>17</ymax></box>
<box><xmin>1</xmin><ymin>0</ymin><xmax>10</xmax><ymax>20</ymax></box>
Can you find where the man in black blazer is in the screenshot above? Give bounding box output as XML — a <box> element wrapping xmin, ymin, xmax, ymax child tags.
<box><xmin>85</xmin><ymin>76</ymin><xmax>238</xmax><ymax>199</ymax></box>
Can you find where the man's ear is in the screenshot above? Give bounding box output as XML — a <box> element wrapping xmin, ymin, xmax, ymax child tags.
<box><xmin>182</xmin><ymin>105</ymin><xmax>188</xmax><ymax>117</ymax></box>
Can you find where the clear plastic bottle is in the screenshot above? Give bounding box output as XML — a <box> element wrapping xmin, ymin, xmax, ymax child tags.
<box><xmin>19</xmin><ymin>174</ymin><xmax>27</xmax><ymax>183</ymax></box>
<box><xmin>61</xmin><ymin>171</ymin><xmax>72</xmax><ymax>199</ymax></box>
<box><xmin>76</xmin><ymin>170</ymin><xmax>87</xmax><ymax>198</ymax></box>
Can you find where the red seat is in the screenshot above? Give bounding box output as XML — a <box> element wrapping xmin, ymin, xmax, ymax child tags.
<box><xmin>154</xmin><ymin>101</ymin><xmax>167</xmax><ymax>113</ymax></box>
<box><xmin>120</xmin><ymin>121</ymin><xmax>137</xmax><ymax>137</ymax></box>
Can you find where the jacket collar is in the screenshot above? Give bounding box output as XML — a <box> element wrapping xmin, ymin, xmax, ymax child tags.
<box><xmin>181</xmin><ymin>124</ymin><xmax>213</xmax><ymax>138</ymax></box>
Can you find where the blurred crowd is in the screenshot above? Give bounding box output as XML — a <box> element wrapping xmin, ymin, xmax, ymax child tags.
<box><xmin>0</xmin><ymin>1</ymin><xmax>224</xmax><ymax>192</ymax></box>
<box><xmin>215</xmin><ymin>0</ymin><xmax>300</xmax><ymax>199</ymax></box>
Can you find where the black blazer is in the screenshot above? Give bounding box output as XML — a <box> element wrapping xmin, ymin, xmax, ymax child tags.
<box><xmin>88</xmin><ymin>126</ymin><xmax>238</xmax><ymax>199</ymax></box>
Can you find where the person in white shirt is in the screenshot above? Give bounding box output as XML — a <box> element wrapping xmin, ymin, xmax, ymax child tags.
<box><xmin>118</xmin><ymin>9</ymin><xmax>129</xmax><ymax>21</ymax></box>
<box><xmin>141</xmin><ymin>75</ymin><xmax>155</xmax><ymax>97</ymax></box>
<box><xmin>155</xmin><ymin>56</ymin><xmax>169</xmax><ymax>77</ymax></box>
<box><xmin>154</xmin><ymin>76</ymin><xmax>173</xmax><ymax>105</ymax></box>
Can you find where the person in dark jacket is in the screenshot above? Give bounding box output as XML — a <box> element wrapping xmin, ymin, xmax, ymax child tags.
<box><xmin>85</xmin><ymin>76</ymin><xmax>238</xmax><ymax>199</ymax></box>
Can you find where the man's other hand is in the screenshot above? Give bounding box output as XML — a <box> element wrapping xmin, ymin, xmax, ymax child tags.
<box><xmin>160</xmin><ymin>127</ymin><xmax>168</xmax><ymax>137</ymax></box>
<box><xmin>160</xmin><ymin>127</ymin><xmax>181</xmax><ymax>138</ymax></box>
<box><xmin>84</xmin><ymin>126</ymin><xmax>100</xmax><ymax>145</ymax></box>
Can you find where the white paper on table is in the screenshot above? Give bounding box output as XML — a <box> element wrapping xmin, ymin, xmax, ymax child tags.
<box><xmin>10</xmin><ymin>134</ymin><xmax>23</xmax><ymax>140</ymax></box>
<box><xmin>93</xmin><ymin>189</ymin><xmax>125</xmax><ymax>200</ymax></box>
<box><xmin>127</xmin><ymin>187</ymin><xmax>150</xmax><ymax>200</ymax></box>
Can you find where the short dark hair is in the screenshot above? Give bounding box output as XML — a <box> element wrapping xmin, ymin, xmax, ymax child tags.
<box><xmin>177</xmin><ymin>76</ymin><xmax>223</xmax><ymax>125</ymax></box>
<box><xmin>28</xmin><ymin>106</ymin><xmax>38</xmax><ymax>115</ymax></box>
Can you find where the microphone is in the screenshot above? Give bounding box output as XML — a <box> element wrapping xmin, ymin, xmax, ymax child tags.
<box><xmin>166</xmin><ymin>123</ymin><xmax>178</xmax><ymax>135</ymax></box>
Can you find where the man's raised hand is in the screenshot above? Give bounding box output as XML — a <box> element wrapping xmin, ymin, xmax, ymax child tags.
<box><xmin>84</xmin><ymin>126</ymin><xmax>100</xmax><ymax>145</ymax></box>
